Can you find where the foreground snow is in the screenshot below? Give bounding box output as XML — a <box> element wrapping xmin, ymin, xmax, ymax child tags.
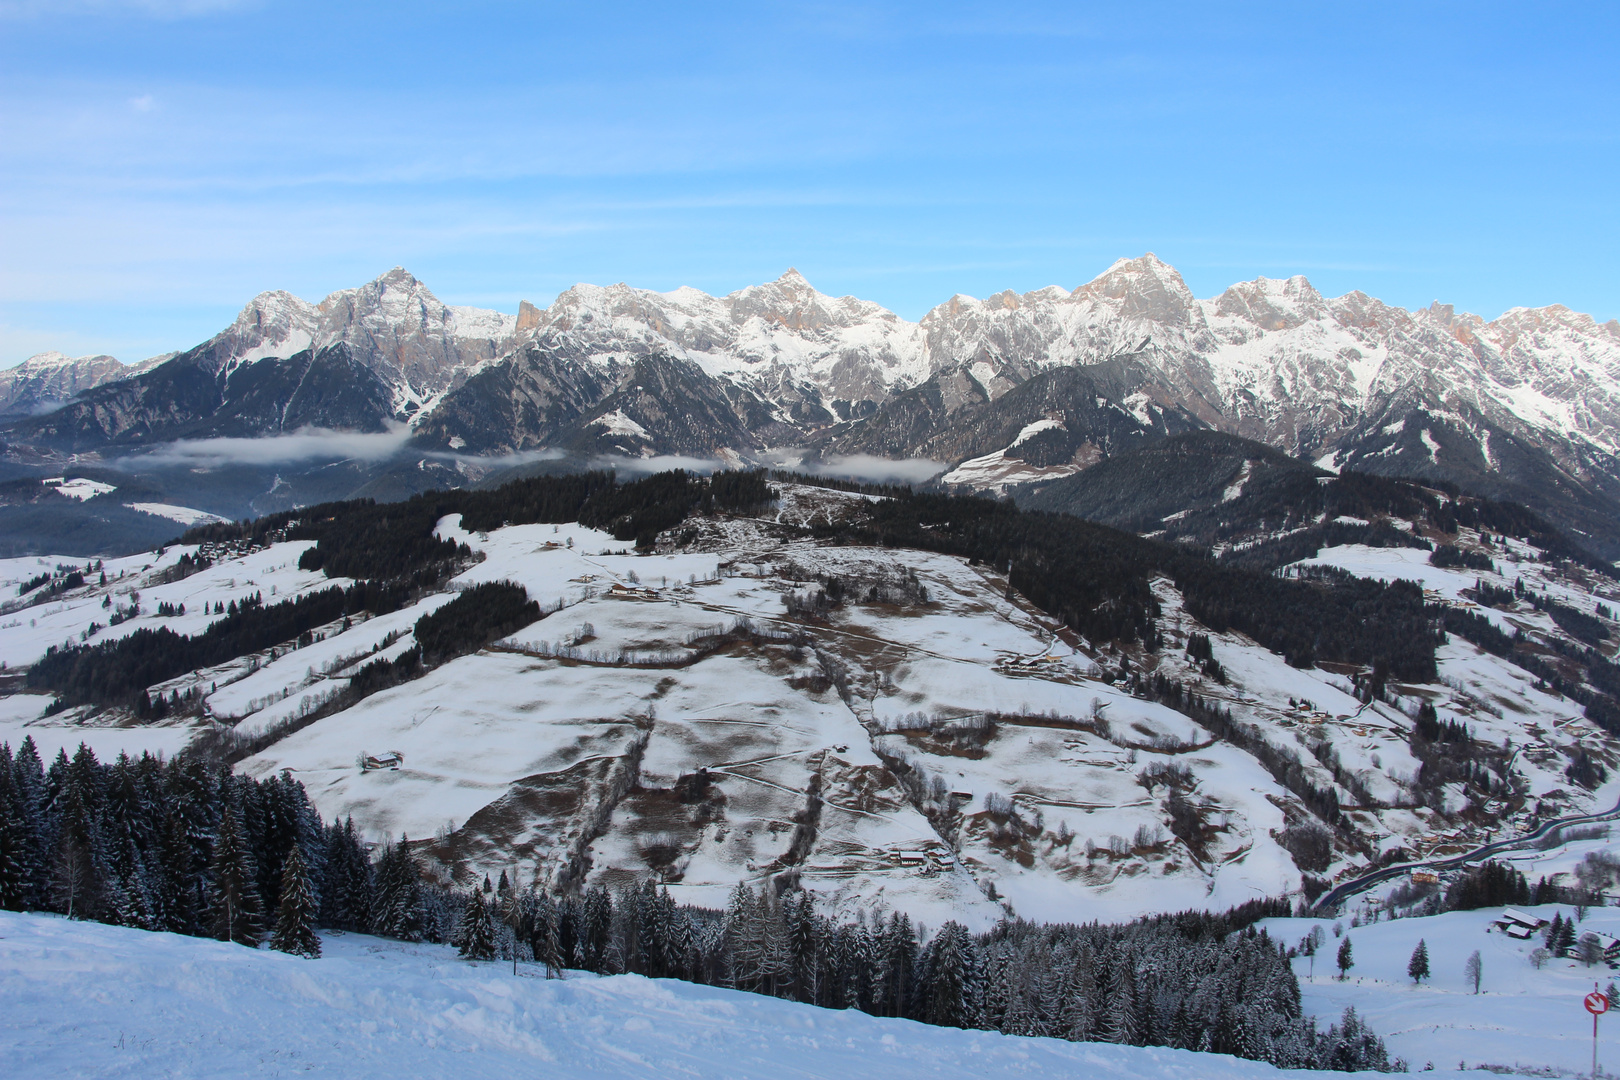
<box><xmin>0</xmin><ymin>911</ymin><xmax>1476</xmax><ymax>1080</ymax></box>
<box><xmin>1266</xmin><ymin>906</ymin><xmax>1620</xmax><ymax>1076</ymax></box>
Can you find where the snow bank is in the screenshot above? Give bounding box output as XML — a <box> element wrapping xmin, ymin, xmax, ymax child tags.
<box><xmin>0</xmin><ymin>911</ymin><xmax>1494</xmax><ymax>1079</ymax></box>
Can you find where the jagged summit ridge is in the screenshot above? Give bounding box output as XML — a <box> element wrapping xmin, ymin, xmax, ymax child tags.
<box><xmin>207</xmin><ymin>268</ymin><xmax>518</xmax><ymax>412</ymax></box>
<box><xmin>8</xmin><ymin>257</ymin><xmax>1620</xmax><ymax>554</ymax></box>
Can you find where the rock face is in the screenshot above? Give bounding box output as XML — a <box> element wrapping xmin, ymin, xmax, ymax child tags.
<box><xmin>0</xmin><ymin>352</ymin><xmax>133</xmax><ymax>422</ymax></box>
<box><xmin>4</xmin><ymin>269</ymin><xmax>517</xmax><ymax>449</ymax></box>
<box><xmin>8</xmin><ymin>257</ymin><xmax>1620</xmax><ymax>552</ymax></box>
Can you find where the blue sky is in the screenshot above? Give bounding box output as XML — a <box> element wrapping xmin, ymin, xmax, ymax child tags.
<box><xmin>1</xmin><ymin>1</ymin><xmax>1615</xmax><ymax>365</ymax></box>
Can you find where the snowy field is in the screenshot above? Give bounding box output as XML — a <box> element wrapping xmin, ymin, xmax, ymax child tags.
<box><xmin>0</xmin><ymin>911</ymin><xmax>1523</xmax><ymax>1080</ymax></box>
<box><xmin>1265</xmin><ymin>905</ymin><xmax>1620</xmax><ymax>1075</ymax></box>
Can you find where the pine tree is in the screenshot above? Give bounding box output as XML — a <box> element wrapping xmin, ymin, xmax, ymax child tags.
<box><xmin>207</xmin><ymin>808</ymin><xmax>264</xmax><ymax>946</ymax></box>
<box><xmin>1336</xmin><ymin>935</ymin><xmax>1354</xmax><ymax>979</ymax></box>
<box><xmin>0</xmin><ymin>761</ymin><xmax>28</xmax><ymax>910</ymax></box>
<box><xmin>10</xmin><ymin>738</ymin><xmax>50</xmax><ymax>909</ymax></box>
<box><xmin>1057</xmin><ymin>944</ymin><xmax>1097</xmax><ymax>1041</ymax></box>
<box><xmin>370</xmin><ymin>838</ymin><xmax>424</xmax><ymax>942</ymax></box>
<box><xmin>1552</xmin><ymin>914</ymin><xmax>1577</xmax><ymax>956</ymax></box>
<box><xmin>106</xmin><ymin>829</ymin><xmax>156</xmax><ymax>930</ymax></box>
<box><xmin>322</xmin><ymin>817</ymin><xmax>374</xmax><ymax>931</ymax></box>
<box><xmin>459</xmin><ymin>890</ymin><xmax>496</xmax><ymax>961</ymax></box>
<box><xmin>1101</xmin><ymin>961</ymin><xmax>1138</xmax><ymax>1044</ymax></box>
<box><xmin>788</xmin><ymin>893</ymin><xmax>820</xmax><ymax>1004</ymax></box>
<box><xmin>582</xmin><ymin>885</ymin><xmax>613</xmax><ymax>970</ymax></box>
<box><xmin>879</xmin><ymin>912</ymin><xmax>918</xmax><ymax>1018</ymax></box>
<box><xmin>1407</xmin><ymin>938</ymin><xmax>1429</xmax><ymax>983</ymax></box>
<box><xmin>271</xmin><ymin>844</ymin><xmax>321</xmax><ymax>958</ymax></box>
<box><xmin>725</xmin><ymin>881</ymin><xmax>763</xmax><ymax>991</ymax></box>
<box><xmin>530</xmin><ymin>892</ymin><xmax>564</xmax><ymax>978</ymax></box>
<box><xmin>50</xmin><ymin>743</ymin><xmax>109</xmax><ymax>920</ymax></box>
<box><xmin>925</xmin><ymin>921</ymin><xmax>975</xmax><ymax>1027</ymax></box>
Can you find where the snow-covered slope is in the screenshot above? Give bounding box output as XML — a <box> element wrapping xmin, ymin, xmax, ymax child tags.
<box><xmin>8</xmin><ymin>482</ymin><xmax>1620</xmax><ymax>933</ymax></box>
<box><xmin>0</xmin><ymin>910</ymin><xmax>1524</xmax><ymax>1080</ymax></box>
<box><xmin>1265</xmin><ymin>905</ymin><xmax>1620</xmax><ymax>1076</ymax></box>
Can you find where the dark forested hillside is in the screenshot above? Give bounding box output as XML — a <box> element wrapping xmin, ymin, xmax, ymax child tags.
<box><xmin>1013</xmin><ymin>431</ymin><xmax>1613</xmax><ymax>579</ymax></box>
<box><xmin>1014</xmin><ymin>430</ymin><xmax>1318</xmax><ymax>535</ymax></box>
<box><xmin>805</xmin><ymin>487</ymin><xmax>1439</xmax><ymax>680</ymax></box>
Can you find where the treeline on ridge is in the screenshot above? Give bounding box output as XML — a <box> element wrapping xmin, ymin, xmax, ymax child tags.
<box><xmin>803</xmin><ymin>488</ymin><xmax>1440</xmax><ymax>681</ymax></box>
<box><xmin>26</xmin><ymin>582</ymin><xmax>403</xmax><ymax>709</ymax></box>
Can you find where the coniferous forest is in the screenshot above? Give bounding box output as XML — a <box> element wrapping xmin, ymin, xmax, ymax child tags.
<box><xmin>0</xmin><ymin>738</ymin><xmax>1395</xmax><ymax>1072</ymax></box>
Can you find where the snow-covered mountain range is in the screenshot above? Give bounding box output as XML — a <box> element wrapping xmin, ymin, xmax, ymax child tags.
<box><xmin>7</xmin><ymin>257</ymin><xmax>1620</xmax><ymax>552</ymax></box>
<box><xmin>0</xmin><ymin>351</ymin><xmax>155</xmax><ymax>422</ymax></box>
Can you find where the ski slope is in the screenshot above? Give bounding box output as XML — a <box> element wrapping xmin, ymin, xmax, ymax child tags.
<box><xmin>0</xmin><ymin>910</ymin><xmax>1519</xmax><ymax>1080</ymax></box>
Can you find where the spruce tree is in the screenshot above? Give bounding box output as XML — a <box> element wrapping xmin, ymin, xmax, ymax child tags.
<box><xmin>370</xmin><ymin>839</ymin><xmax>424</xmax><ymax>942</ymax></box>
<box><xmin>530</xmin><ymin>893</ymin><xmax>564</xmax><ymax>978</ymax></box>
<box><xmin>1407</xmin><ymin>938</ymin><xmax>1429</xmax><ymax>983</ymax></box>
<box><xmin>1336</xmin><ymin>935</ymin><xmax>1354</xmax><ymax>979</ymax></box>
<box><xmin>271</xmin><ymin>844</ymin><xmax>322</xmax><ymax>958</ymax></box>
<box><xmin>207</xmin><ymin>809</ymin><xmax>264</xmax><ymax>946</ymax></box>
<box><xmin>925</xmin><ymin>922</ymin><xmax>974</xmax><ymax>1027</ymax></box>
<box><xmin>11</xmin><ymin>738</ymin><xmax>50</xmax><ymax>908</ymax></box>
<box><xmin>460</xmin><ymin>889</ymin><xmax>496</xmax><ymax>961</ymax></box>
<box><xmin>0</xmin><ymin>763</ymin><xmax>27</xmax><ymax>910</ymax></box>
<box><xmin>583</xmin><ymin>885</ymin><xmax>613</xmax><ymax>970</ymax></box>
<box><xmin>1557</xmin><ymin>916</ymin><xmax>1578</xmax><ymax>956</ymax></box>
<box><xmin>1057</xmin><ymin>945</ymin><xmax>1097</xmax><ymax>1041</ymax></box>
<box><xmin>788</xmin><ymin>894</ymin><xmax>820</xmax><ymax>1004</ymax></box>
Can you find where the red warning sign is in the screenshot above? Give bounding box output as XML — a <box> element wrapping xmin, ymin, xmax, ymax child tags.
<box><xmin>1586</xmin><ymin>992</ymin><xmax>1610</xmax><ymax>1015</ymax></box>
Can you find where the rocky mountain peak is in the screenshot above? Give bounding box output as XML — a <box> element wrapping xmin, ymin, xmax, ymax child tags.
<box><xmin>1210</xmin><ymin>275</ymin><xmax>1328</xmax><ymax>331</ymax></box>
<box><xmin>1072</xmin><ymin>252</ymin><xmax>1200</xmax><ymax>330</ymax></box>
<box><xmin>12</xmin><ymin>351</ymin><xmax>117</xmax><ymax>372</ymax></box>
<box><xmin>725</xmin><ymin>269</ymin><xmax>900</xmax><ymax>336</ymax></box>
<box><xmin>515</xmin><ymin>299</ymin><xmax>543</xmax><ymax>333</ymax></box>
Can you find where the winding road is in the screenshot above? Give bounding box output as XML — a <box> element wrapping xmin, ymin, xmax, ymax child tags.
<box><xmin>1313</xmin><ymin>791</ymin><xmax>1620</xmax><ymax>913</ymax></box>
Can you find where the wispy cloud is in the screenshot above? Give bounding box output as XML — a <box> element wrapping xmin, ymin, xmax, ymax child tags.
<box><xmin>803</xmin><ymin>454</ymin><xmax>945</xmax><ymax>484</ymax></box>
<box><xmin>123</xmin><ymin>423</ymin><xmax>412</xmax><ymax>467</ymax></box>
<box><xmin>590</xmin><ymin>453</ymin><xmax>729</xmax><ymax>475</ymax></box>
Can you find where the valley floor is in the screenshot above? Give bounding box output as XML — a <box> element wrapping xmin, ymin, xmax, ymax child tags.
<box><xmin>1266</xmin><ymin>905</ymin><xmax>1620</xmax><ymax>1076</ymax></box>
<box><xmin>0</xmin><ymin>910</ymin><xmax>1506</xmax><ymax>1080</ymax></box>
